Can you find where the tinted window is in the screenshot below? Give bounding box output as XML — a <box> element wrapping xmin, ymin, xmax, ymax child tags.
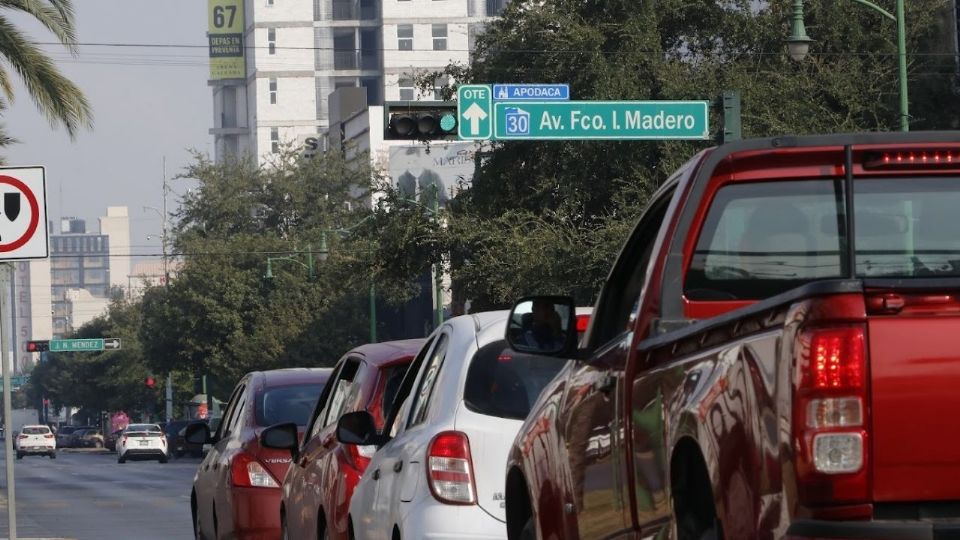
<box><xmin>23</xmin><ymin>427</ymin><xmax>49</xmax><ymax>435</ymax></box>
<box><xmin>408</xmin><ymin>333</ymin><xmax>449</xmax><ymax>427</ymax></box>
<box><xmin>376</xmin><ymin>364</ymin><xmax>410</xmax><ymax>428</ymax></box>
<box><xmin>256</xmin><ymin>383</ymin><xmax>324</xmax><ymax>427</ymax></box>
<box><xmin>464</xmin><ymin>340</ymin><xmax>566</xmax><ymax>420</ymax></box>
<box><xmin>320</xmin><ymin>359</ymin><xmax>362</xmax><ymax>430</ymax></box>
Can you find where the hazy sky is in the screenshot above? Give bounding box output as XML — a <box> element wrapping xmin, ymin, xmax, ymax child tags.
<box><xmin>3</xmin><ymin>0</ymin><xmax>212</xmax><ymax>258</ymax></box>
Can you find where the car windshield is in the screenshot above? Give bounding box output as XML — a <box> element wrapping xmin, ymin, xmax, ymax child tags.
<box><xmin>255</xmin><ymin>384</ymin><xmax>323</xmax><ymax>427</ymax></box>
<box><xmin>22</xmin><ymin>427</ymin><xmax>49</xmax><ymax>435</ymax></box>
<box><xmin>463</xmin><ymin>339</ymin><xmax>567</xmax><ymax>421</ymax></box>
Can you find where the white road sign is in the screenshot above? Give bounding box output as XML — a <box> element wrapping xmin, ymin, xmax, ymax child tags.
<box><xmin>0</xmin><ymin>167</ymin><xmax>48</xmax><ymax>260</ymax></box>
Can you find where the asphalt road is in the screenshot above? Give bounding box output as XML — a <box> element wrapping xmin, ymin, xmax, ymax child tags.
<box><xmin>0</xmin><ymin>446</ymin><xmax>199</xmax><ymax>540</ymax></box>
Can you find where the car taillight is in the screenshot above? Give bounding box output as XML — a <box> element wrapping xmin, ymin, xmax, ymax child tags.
<box><xmin>345</xmin><ymin>444</ymin><xmax>375</xmax><ymax>471</ymax></box>
<box><xmin>576</xmin><ymin>314</ymin><xmax>590</xmax><ymax>333</ymax></box>
<box><xmin>426</xmin><ymin>431</ymin><xmax>476</xmax><ymax>505</ymax></box>
<box><xmin>17</xmin><ymin>434</ymin><xmax>26</xmax><ymax>439</ymax></box>
<box><xmin>230</xmin><ymin>452</ymin><xmax>279</xmax><ymax>488</ymax></box>
<box><xmin>793</xmin><ymin>325</ymin><xmax>870</xmax><ymax>509</ymax></box>
<box><xmin>44</xmin><ymin>434</ymin><xmax>54</xmax><ymax>439</ymax></box>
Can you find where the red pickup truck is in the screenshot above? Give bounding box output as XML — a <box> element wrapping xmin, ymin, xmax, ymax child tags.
<box><xmin>502</xmin><ymin>132</ymin><xmax>960</xmax><ymax>540</ymax></box>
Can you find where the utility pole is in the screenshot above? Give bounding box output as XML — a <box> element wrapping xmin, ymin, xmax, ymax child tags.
<box><xmin>0</xmin><ymin>263</ymin><xmax>17</xmax><ymax>539</ymax></box>
<box><xmin>161</xmin><ymin>158</ymin><xmax>173</xmax><ymax>423</ymax></box>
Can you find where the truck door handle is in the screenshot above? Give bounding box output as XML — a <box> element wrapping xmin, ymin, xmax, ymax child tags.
<box><xmin>372</xmin><ymin>469</ymin><xmax>380</xmax><ymax>480</ymax></box>
<box><xmin>593</xmin><ymin>374</ymin><xmax>616</xmax><ymax>395</ymax></box>
<box><xmin>393</xmin><ymin>461</ymin><xmax>403</xmax><ymax>473</ymax></box>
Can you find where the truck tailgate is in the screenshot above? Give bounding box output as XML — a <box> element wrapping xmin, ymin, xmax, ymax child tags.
<box><xmin>869</xmin><ymin>316</ymin><xmax>960</xmax><ymax>501</ymax></box>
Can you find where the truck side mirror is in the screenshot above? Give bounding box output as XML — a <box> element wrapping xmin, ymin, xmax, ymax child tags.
<box><xmin>506</xmin><ymin>296</ymin><xmax>577</xmax><ymax>356</ymax></box>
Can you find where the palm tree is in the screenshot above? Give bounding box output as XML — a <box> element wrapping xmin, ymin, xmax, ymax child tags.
<box><xmin>0</xmin><ymin>0</ymin><xmax>92</xmax><ymax>138</ymax></box>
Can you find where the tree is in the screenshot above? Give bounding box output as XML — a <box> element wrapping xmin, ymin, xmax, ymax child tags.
<box><xmin>405</xmin><ymin>0</ymin><xmax>960</xmax><ymax>308</ymax></box>
<box><xmin>0</xmin><ymin>0</ymin><xmax>92</xmax><ymax>137</ymax></box>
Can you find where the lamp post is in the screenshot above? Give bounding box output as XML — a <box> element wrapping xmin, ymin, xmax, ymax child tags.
<box><xmin>787</xmin><ymin>0</ymin><xmax>909</xmax><ymax>131</ymax></box>
<box><xmin>396</xmin><ymin>188</ymin><xmax>445</xmax><ymax>329</ymax></box>
<box><xmin>264</xmin><ymin>247</ymin><xmax>315</xmax><ymax>280</ymax></box>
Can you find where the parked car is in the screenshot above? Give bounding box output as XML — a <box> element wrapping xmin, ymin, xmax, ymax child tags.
<box><xmin>261</xmin><ymin>339</ymin><xmax>423</xmax><ymax>540</ymax></box>
<box><xmin>55</xmin><ymin>425</ymin><xmax>78</xmax><ymax>448</ymax></box>
<box><xmin>64</xmin><ymin>425</ymin><xmax>95</xmax><ymax>448</ymax></box>
<box><xmin>163</xmin><ymin>420</ymin><xmax>189</xmax><ymax>455</ymax></box>
<box><xmin>172</xmin><ymin>419</ymin><xmax>208</xmax><ymax>458</ymax></box>
<box><xmin>105</xmin><ymin>429</ymin><xmax>123</xmax><ymax>452</ymax></box>
<box><xmin>16</xmin><ymin>425</ymin><xmax>56</xmax><ymax>459</ymax></box>
<box><xmin>117</xmin><ymin>423</ymin><xmax>167</xmax><ymax>463</ymax></box>
<box><xmin>337</xmin><ymin>310</ymin><xmax>579</xmax><ymax>540</ymax></box>
<box><xmin>77</xmin><ymin>429</ymin><xmax>104</xmax><ymax>448</ymax></box>
<box><xmin>189</xmin><ymin>368</ymin><xmax>333</xmax><ymax>540</ymax></box>
<box><xmin>501</xmin><ymin>132</ymin><xmax>960</xmax><ymax>540</ymax></box>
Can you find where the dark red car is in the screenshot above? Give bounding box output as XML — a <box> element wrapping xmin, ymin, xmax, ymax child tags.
<box><xmin>503</xmin><ymin>133</ymin><xmax>960</xmax><ymax>539</ymax></box>
<box><xmin>189</xmin><ymin>368</ymin><xmax>332</xmax><ymax>540</ymax></box>
<box><xmin>260</xmin><ymin>339</ymin><xmax>422</xmax><ymax>540</ymax></box>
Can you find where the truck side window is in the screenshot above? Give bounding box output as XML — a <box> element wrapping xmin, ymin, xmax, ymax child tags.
<box><xmin>589</xmin><ymin>187</ymin><xmax>674</xmax><ymax>347</ymax></box>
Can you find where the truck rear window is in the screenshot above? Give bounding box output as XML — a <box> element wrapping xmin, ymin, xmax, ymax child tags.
<box><xmin>463</xmin><ymin>339</ymin><xmax>567</xmax><ymax>420</ymax></box>
<box><xmin>686</xmin><ymin>178</ymin><xmax>960</xmax><ymax>300</ymax></box>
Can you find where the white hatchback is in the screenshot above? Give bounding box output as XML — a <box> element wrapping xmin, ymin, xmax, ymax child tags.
<box><xmin>342</xmin><ymin>310</ymin><xmax>577</xmax><ymax>540</ymax></box>
<box><xmin>117</xmin><ymin>423</ymin><xmax>168</xmax><ymax>464</ymax></box>
<box><xmin>16</xmin><ymin>425</ymin><xmax>56</xmax><ymax>459</ymax></box>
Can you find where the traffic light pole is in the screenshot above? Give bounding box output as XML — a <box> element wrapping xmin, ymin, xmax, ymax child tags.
<box><xmin>0</xmin><ymin>263</ymin><xmax>18</xmax><ymax>539</ymax></box>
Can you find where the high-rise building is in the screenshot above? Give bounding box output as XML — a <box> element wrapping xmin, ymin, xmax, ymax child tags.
<box><xmin>208</xmin><ymin>0</ymin><xmax>505</xmax><ymax>162</ymax></box>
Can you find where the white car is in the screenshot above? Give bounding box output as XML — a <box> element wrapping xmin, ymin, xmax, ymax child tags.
<box><xmin>16</xmin><ymin>425</ymin><xmax>56</xmax><ymax>459</ymax></box>
<box><xmin>117</xmin><ymin>423</ymin><xmax>168</xmax><ymax>464</ymax></box>
<box><xmin>344</xmin><ymin>310</ymin><xmax>577</xmax><ymax>540</ymax></box>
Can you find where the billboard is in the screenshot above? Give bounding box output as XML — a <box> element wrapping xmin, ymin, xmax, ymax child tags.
<box><xmin>208</xmin><ymin>0</ymin><xmax>245</xmax><ymax>80</ymax></box>
<box><xmin>387</xmin><ymin>143</ymin><xmax>476</xmax><ymax>206</ymax></box>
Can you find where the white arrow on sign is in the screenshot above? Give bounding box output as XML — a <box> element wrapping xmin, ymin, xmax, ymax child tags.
<box><xmin>462</xmin><ymin>103</ymin><xmax>489</xmax><ymax>136</ymax></box>
<box><xmin>104</xmin><ymin>338</ymin><xmax>121</xmax><ymax>350</ymax></box>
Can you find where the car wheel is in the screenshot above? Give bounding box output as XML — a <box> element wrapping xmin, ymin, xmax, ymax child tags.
<box><xmin>15</xmin><ymin>452</ymin><xmax>22</xmax><ymax>460</ymax></box>
<box><xmin>159</xmin><ymin>456</ymin><xmax>168</xmax><ymax>464</ymax></box>
<box><xmin>49</xmin><ymin>452</ymin><xmax>56</xmax><ymax>460</ymax></box>
<box><xmin>118</xmin><ymin>453</ymin><xmax>126</xmax><ymax>464</ymax></box>
<box><xmin>94</xmin><ymin>441</ymin><xmax>103</xmax><ymax>449</ymax></box>
<box><xmin>175</xmin><ymin>450</ymin><xmax>184</xmax><ymax>458</ymax></box>
<box><xmin>519</xmin><ymin>516</ymin><xmax>536</xmax><ymax>540</ymax></box>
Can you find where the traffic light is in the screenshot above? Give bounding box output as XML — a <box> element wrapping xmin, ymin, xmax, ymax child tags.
<box><xmin>385</xmin><ymin>101</ymin><xmax>458</xmax><ymax>140</ymax></box>
<box><xmin>716</xmin><ymin>90</ymin><xmax>741</xmax><ymax>144</ymax></box>
<box><xmin>26</xmin><ymin>340</ymin><xmax>49</xmax><ymax>353</ymax></box>
<box><xmin>145</xmin><ymin>377</ymin><xmax>156</xmax><ymax>389</ymax></box>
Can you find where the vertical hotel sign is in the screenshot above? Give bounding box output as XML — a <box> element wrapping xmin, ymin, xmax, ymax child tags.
<box><xmin>208</xmin><ymin>0</ymin><xmax>245</xmax><ymax>80</ymax></box>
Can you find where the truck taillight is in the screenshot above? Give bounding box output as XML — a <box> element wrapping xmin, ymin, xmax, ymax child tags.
<box><xmin>426</xmin><ymin>431</ymin><xmax>476</xmax><ymax>505</ymax></box>
<box><xmin>793</xmin><ymin>325</ymin><xmax>870</xmax><ymax>508</ymax></box>
<box><xmin>864</xmin><ymin>149</ymin><xmax>960</xmax><ymax>169</ymax></box>
<box><xmin>231</xmin><ymin>452</ymin><xmax>279</xmax><ymax>488</ymax></box>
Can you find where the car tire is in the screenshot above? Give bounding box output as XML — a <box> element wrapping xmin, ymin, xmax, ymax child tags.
<box><xmin>519</xmin><ymin>516</ymin><xmax>536</xmax><ymax>540</ymax></box>
<box><xmin>175</xmin><ymin>450</ymin><xmax>184</xmax><ymax>459</ymax></box>
<box><xmin>94</xmin><ymin>441</ymin><xmax>103</xmax><ymax>449</ymax></box>
<box><xmin>15</xmin><ymin>452</ymin><xmax>22</xmax><ymax>460</ymax></box>
<box><xmin>118</xmin><ymin>453</ymin><xmax>126</xmax><ymax>464</ymax></box>
<box><xmin>49</xmin><ymin>452</ymin><xmax>56</xmax><ymax>460</ymax></box>
<box><xmin>159</xmin><ymin>456</ymin><xmax>168</xmax><ymax>464</ymax></box>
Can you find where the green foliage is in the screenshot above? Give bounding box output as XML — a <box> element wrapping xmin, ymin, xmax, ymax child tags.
<box><xmin>411</xmin><ymin>0</ymin><xmax>960</xmax><ymax>308</ymax></box>
<box><xmin>0</xmin><ymin>0</ymin><xmax>92</xmax><ymax>137</ymax></box>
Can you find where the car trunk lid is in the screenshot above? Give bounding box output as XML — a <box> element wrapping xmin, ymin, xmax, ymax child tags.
<box><xmin>453</xmin><ymin>401</ymin><xmax>523</xmax><ymax>522</ymax></box>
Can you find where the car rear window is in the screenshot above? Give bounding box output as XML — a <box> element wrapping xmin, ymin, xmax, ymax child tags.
<box><xmin>686</xmin><ymin>178</ymin><xmax>960</xmax><ymax>300</ymax></box>
<box><xmin>23</xmin><ymin>427</ymin><xmax>49</xmax><ymax>435</ymax></box>
<box><xmin>463</xmin><ymin>339</ymin><xmax>567</xmax><ymax>421</ymax></box>
<box><xmin>256</xmin><ymin>383</ymin><xmax>323</xmax><ymax>427</ymax></box>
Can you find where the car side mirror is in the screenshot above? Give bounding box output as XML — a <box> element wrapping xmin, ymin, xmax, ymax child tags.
<box><xmin>185</xmin><ymin>422</ymin><xmax>213</xmax><ymax>445</ymax></box>
<box><xmin>336</xmin><ymin>411</ymin><xmax>386</xmax><ymax>446</ymax></box>
<box><xmin>506</xmin><ymin>295</ymin><xmax>577</xmax><ymax>356</ymax></box>
<box><xmin>260</xmin><ymin>422</ymin><xmax>300</xmax><ymax>461</ymax></box>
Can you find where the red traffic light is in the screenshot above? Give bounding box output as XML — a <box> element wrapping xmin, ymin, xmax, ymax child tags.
<box><xmin>26</xmin><ymin>340</ymin><xmax>49</xmax><ymax>352</ymax></box>
<box><xmin>145</xmin><ymin>377</ymin><xmax>156</xmax><ymax>388</ymax></box>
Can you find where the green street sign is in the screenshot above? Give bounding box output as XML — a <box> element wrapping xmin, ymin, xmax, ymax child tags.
<box><xmin>493</xmin><ymin>100</ymin><xmax>710</xmax><ymax>140</ymax></box>
<box><xmin>50</xmin><ymin>338</ymin><xmax>105</xmax><ymax>352</ymax></box>
<box><xmin>457</xmin><ymin>85</ymin><xmax>493</xmax><ymax>140</ymax></box>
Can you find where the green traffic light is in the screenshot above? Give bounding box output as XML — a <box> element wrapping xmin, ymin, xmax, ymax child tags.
<box><xmin>439</xmin><ymin>113</ymin><xmax>457</xmax><ymax>132</ymax></box>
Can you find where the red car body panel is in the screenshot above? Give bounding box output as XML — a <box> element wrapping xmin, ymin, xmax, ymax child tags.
<box><xmin>504</xmin><ymin>133</ymin><xmax>960</xmax><ymax>540</ymax></box>
<box><xmin>192</xmin><ymin>368</ymin><xmax>332</xmax><ymax>540</ymax></box>
<box><xmin>281</xmin><ymin>339</ymin><xmax>424</xmax><ymax>540</ymax></box>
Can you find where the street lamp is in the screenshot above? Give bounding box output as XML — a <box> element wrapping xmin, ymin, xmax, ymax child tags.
<box><xmin>787</xmin><ymin>0</ymin><xmax>909</xmax><ymax>131</ymax></box>
<box><xmin>263</xmin><ymin>247</ymin><xmax>315</xmax><ymax>280</ymax></box>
